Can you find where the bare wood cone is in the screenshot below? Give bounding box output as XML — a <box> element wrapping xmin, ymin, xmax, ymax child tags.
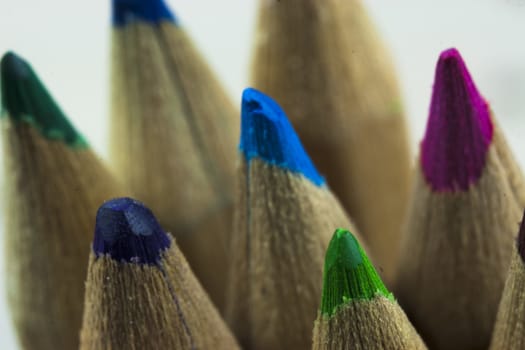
<box><xmin>251</xmin><ymin>0</ymin><xmax>412</xmax><ymax>284</ymax></box>
<box><xmin>80</xmin><ymin>239</ymin><xmax>240</xmax><ymax>350</ymax></box>
<box><xmin>489</xmin><ymin>249</ymin><xmax>525</xmax><ymax>350</ymax></box>
<box><xmin>396</xmin><ymin>130</ymin><xmax>524</xmax><ymax>350</ymax></box>
<box><xmin>225</xmin><ymin>159</ymin><xmax>360</xmax><ymax>350</ymax></box>
<box><xmin>111</xmin><ymin>21</ymin><xmax>238</xmax><ymax>310</ymax></box>
<box><xmin>3</xmin><ymin>124</ymin><xmax>124</xmax><ymax>350</ymax></box>
<box><xmin>312</xmin><ymin>297</ymin><xmax>427</xmax><ymax>350</ymax></box>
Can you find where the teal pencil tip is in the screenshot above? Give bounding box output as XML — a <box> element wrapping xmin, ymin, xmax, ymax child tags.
<box><xmin>0</xmin><ymin>51</ymin><xmax>88</xmax><ymax>148</ymax></box>
<box><xmin>320</xmin><ymin>229</ymin><xmax>393</xmax><ymax>316</ymax></box>
<box><xmin>1</xmin><ymin>52</ymin><xmax>30</xmax><ymax>81</ymax></box>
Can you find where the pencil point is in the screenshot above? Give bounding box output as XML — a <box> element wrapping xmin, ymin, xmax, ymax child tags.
<box><xmin>112</xmin><ymin>0</ymin><xmax>177</xmax><ymax>26</ymax></box>
<box><xmin>320</xmin><ymin>228</ymin><xmax>392</xmax><ymax>316</ymax></box>
<box><xmin>0</xmin><ymin>51</ymin><xmax>88</xmax><ymax>148</ymax></box>
<box><xmin>240</xmin><ymin>87</ymin><xmax>325</xmax><ymax>186</ymax></box>
<box><xmin>93</xmin><ymin>197</ymin><xmax>171</xmax><ymax>264</ymax></box>
<box><xmin>421</xmin><ymin>48</ymin><xmax>493</xmax><ymax>192</ymax></box>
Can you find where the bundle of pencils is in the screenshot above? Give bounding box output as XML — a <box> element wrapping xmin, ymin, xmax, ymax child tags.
<box><xmin>2</xmin><ymin>0</ymin><xmax>525</xmax><ymax>349</ymax></box>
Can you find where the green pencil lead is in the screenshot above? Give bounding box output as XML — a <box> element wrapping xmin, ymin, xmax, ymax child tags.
<box><xmin>0</xmin><ymin>51</ymin><xmax>88</xmax><ymax>148</ymax></box>
<box><xmin>320</xmin><ymin>228</ymin><xmax>393</xmax><ymax>316</ymax></box>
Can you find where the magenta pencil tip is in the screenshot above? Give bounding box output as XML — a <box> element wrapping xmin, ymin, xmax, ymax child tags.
<box><xmin>421</xmin><ymin>48</ymin><xmax>493</xmax><ymax>192</ymax></box>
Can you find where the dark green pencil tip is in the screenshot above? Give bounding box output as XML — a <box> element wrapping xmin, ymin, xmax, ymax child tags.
<box><xmin>320</xmin><ymin>228</ymin><xmax>393</xmax><ymax>316</ymax></box>
<box><xmin>0</xmin><ymin>51</ymin><xmax>88</xmax><ymax>148</ymax></box>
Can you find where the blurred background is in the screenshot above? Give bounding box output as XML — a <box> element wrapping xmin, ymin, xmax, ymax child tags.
<box><xmin>0</xmin><ymin>0</ymin><xmax>524</xmax><ymax>348</ymax></box>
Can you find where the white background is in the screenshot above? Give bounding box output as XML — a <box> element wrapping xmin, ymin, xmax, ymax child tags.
<box><xmin>0</xmin><ymin>1</ymin><xmax>524</xmax><ymax>348</ymax></box>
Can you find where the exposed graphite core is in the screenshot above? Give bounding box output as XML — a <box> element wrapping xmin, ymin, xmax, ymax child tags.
<box><xmin>320</xmin><ymin>228</ymin><xmax>393</xmax><ymax>316</ymax></box>
<box><xmin>421</xmin><ymin>48</ymin><xmax>493</xmax><ymax>192</ymax></box>
<box><xmin>112</xmin><ymin>0</ymin><xmax>177</xmax><ymax>26</ymax></box>
<box><xmin>239</xmin><ymin>87</ymin><xmax>325</xmax><ymax>186</ymax></box>
<box><xmin>0</xmin><ymin>51</ymin><xmax>88</xmax><ymax>148</ymax></box>
<box><xmin>93</xmin><ymin>197</ymin><xmax>171</xmax><ymax>264</ymax></box>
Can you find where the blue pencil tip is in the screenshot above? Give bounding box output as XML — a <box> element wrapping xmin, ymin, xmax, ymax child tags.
<box><xmin>239</xmin><ymin>88</ymin><xmax>325</xmax><ymax>186</ymax></box>
<box><xmin>93</xmin><ymin>197</ymin><xmax>171</xmax><ymax>264</ymax></box>
<box><xmin>112</xmin><ymin>0</ymin><xmax>177</xmax><ymax>26</ymax></box>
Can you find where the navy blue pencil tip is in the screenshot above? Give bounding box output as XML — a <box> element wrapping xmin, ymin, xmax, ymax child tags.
<box><xmin>112</xmin><ymin>0</ymin><xmax>177</xmax><ymax>27</ymax></box>
<box><xmin>93</xmin><ymin>197</ymin><xmax>171</xmax><ymax>264</ymax></box>
<box><xmin>239</xmin><ymin>88</ymin><xmax>325</xmax><ymax>186</ymax></box>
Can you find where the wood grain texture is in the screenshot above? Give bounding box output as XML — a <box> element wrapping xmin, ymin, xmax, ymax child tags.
<box><xmin>110</xmin><ymin>21</ymin><xmax>238</xmax><ymax>310</ymax></box>
<box><xmin>490</xmin><ymin>250</ymin><xmax>525</xmax><ymax>350</ymax></box>
<box><xmin>312</xmin><ymin>297</ymin><xmax>427</xmax><ymax>350</ymax></box>
<box><xmin>251</xmin><ymin>0</ymin><xmax>411</xmax><ymax>284</ymax></box>
<box><xmin>395</xmin><ymin>128</ymin><xmax>525</xmax><ymax>350</ymax></box>
<box><xmin>80</xmin><ymin>237</ymin><xmax>240</xmax><ymax>350</ymax></box>
<box><xmin>224</xmin><ymin>158</ymin><xmax>360</xmax><ymax>350</ymax></box>
<box><xmin>2</xmin><ymin>122</ymin><xmax>124</xmax><ymax>350</ymax></box>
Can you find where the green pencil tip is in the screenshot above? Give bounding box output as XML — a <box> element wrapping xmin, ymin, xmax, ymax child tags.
<box><xmin>320</xmin><ymin>228</ymin><xmax>393</xmax><ymax>316</ymax></box>
<box><xmin>0</xmin><ymin>51</ymin><xmax>88</xmax><ymax>148</ymax></box>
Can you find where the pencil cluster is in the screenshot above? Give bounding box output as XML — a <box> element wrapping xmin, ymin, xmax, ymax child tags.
<box><xmin>1</xmin><ymin>0</ymin><xmax>524</xmax><ymax>350</ymax></box>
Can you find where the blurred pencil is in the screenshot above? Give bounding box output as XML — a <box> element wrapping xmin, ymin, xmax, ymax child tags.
<box><xmin>79</xmin><ymin>197</ymin><xmax>240</xmax><ymax>350</ymax></box>
<box><xmin>224</xmin><ymin>88</ymin><xmax>360</xmax><ymax>350</ymax></box>
<box><xmin>313</xmin><ymin>228</ymin><xmax>426</xmax><ymax>350</ymax></box>
<box><xmin>489</xmin><ymin>210</ymin><xmax>525</xmax><ymax>349</ymax></box>
<box><xmin>395</xmin><ymin>48</ymin><xmax>525</xmax><ymax>350</ymax></box>
<box><xmin>0</xmin><ymin>52</ymin><xmax>124</xmax><ymax>350</ymax></box>
<box><xmin>110</xmin><ymin>0</ymin><xmax>238</xmax><ymax>309</ymax></box>
<box><xmin>250</xmin><ymin>0</ymin><xmax>412</xmax><ymax>283</ymax></box>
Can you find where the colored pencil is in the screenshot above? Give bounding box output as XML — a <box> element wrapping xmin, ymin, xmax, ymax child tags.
<box><xmin>224</xmin><ymin>88</ymin><xmax>361</xmax><ymax>350</ymax></box>
<box><xmin>0</xmin><ymin>52</ymin><xmax>124</xmax><ymax>350</ymax></box>
<box><xmin>110</xmin><ymin>0</ymin><xmax>239</xmax><ymax>310</ymax></box>
<box><xmin>312</xmin><ymin>228</ymin><xmax>427</xmax><ymax>350</ymax></box>
<box><xmin>489</xmin><ymin>210</ymin><xmax>525</xmax><ymax>349</ymax></box>
<box><xmin>250</xmin><ymin>0</ymin><xmax>412</xmax><ymax>283</ymax></box>
<box><xmin>395</xmin><ymin>48</ymin><xmax>525</xmax><ymax>350</ymax></box>
<box><xmin>79</xmin><ymin>197</ymin><xmax>240</xmax><ymax>350</ymax></box>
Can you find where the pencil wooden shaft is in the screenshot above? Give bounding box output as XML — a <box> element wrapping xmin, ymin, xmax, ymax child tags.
<box><xmin>491</xmin><ymin>121</ymin><xmax>525</xmax><ymax>203</ymax></box>
<box><xmin>225</xmin><ymin>158</ymin><xmax>357</xmax><ymax>350</ymax></box>
<box><xmin>3</xmin><ymin>123</ymin><xmax>122</xmax><ymax>350</ymax></box>
<box><xmin>396</xmin><ymin>131</ymin><xmax>522</xmax><ymax>350</ymax></box>
<box><xmin>111</xmin><ymin>22</ymin><xmax>237</xmax><ymax>309</ymax></box>
<box><xmin>489</xmin><ymin>251</ymin><xmax>525</xmax><ymax>349</ymax></box>
<box><xmin>80</xmin><ymin>241</ymin><xmax>239</xmax><ymax>350</ymax></box>
<box><xmin>252</xmin><ymin>0</ymin><xmax>411</xmax><ymax>283</ymax></box>
<box><xmin>312</xmin><ymin>297</ymin><xmax>427</xmax><ymax>350</ymax></box>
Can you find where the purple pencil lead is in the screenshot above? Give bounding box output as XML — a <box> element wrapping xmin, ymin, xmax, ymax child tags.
<box><xmin>421</xmin><ymin>48</ymin><xmax>493</xmax><ymax>192</ymax></box>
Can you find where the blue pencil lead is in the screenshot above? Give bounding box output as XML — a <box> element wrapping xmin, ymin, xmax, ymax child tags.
<box><xmin>240</xmin><ymin>87</ymin><xmax>325</xmax><ymax>186</ymax></box>
<box><xmin>112</xmin><ymin>0</ymin><xmax>177</xmax><ymax>26</ymax></box>
<box><xmin>93</xmin><ymin>197</ymin><xmax>171</xmax><ymax>264</ymax></box>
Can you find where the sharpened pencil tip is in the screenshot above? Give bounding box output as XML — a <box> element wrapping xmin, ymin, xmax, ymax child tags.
<box><xmin>239</xmin><ymin>87</ymin><xmax>325</xmax><ymax>186</ymax></box>
<box><xmin>1</xmin><ymin>52</ymin><xmax>30</xmax><ymax>80</ymax></box>
<box><xmin>93</xmin><ymin>197</ymin><xmax>171</xmax><ymax>264</ymax></box>
<box><xmin>421</xmin><ymin>48</ymin><xmax>493</xmax><ymax>192</ymax></box>
<box><xmin>112</xmin><ymin>0</ymin><xmax>177</xmax><ymax>26</ymax></box>
<box><xmin>0</xmin><ymin>51</ymin><xmax>88</xmax><ymax>148</ymax></box>
<box><xmin>320</xmin><ymin>228</ymin><xmax>392</xmax><ymax>316</ymax></box>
